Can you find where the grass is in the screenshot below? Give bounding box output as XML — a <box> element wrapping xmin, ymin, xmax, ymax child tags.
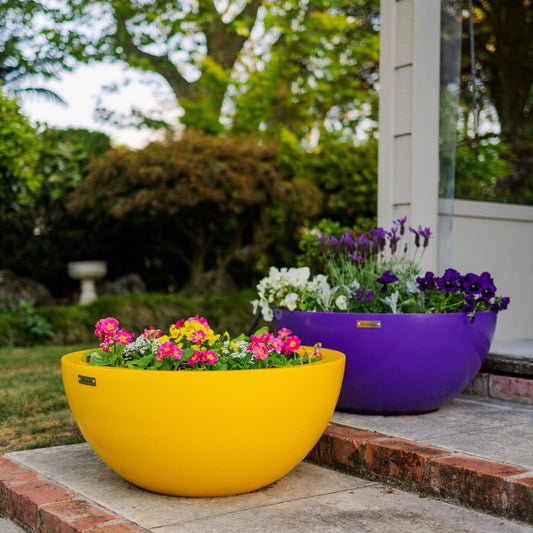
<box><xmin>0</xmin><ymin>290</ymin><xmax>266</xmax><ymax>454</ymax></box>
<box><xmin>0</xmin><ymin>343</ymin><xmax>88</xmax><ymax>454</ymax></box>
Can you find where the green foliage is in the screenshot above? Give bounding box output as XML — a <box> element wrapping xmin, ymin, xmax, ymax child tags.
<box><xmin>282</xmin><ymin>136</ymin><xmax>378</xmax><ymax>226</ymax></box>
<box><xmin>0</xmin><ymin>291</ymin><xmax>263</xmax><ymax>348</ymax></box>
<box><xmin>7</xmin><ymin>0</ymin><xmax>380</xmax><ymax>139</ymax></box>
<box><xmin>18</xmin><ymin>300</ymin><xmax>54</xmax><ymax>340</ymax></box>
<box><xmin>454</xmin><ymin>138</ymin><xmax>517</xmax><ymax>202</ymax></box>
<box><xmin>0</xmin><ymin>91</ymin><xmax>42</xmax><ymax>212</ymax></box>
<box><xmin>0</xmin><ymin>127</ymin><xmax>113</xmax><ymax>297</ymax></box>
<box><xmin>67</xmin><ymin>132</ymin><xmax>322</xmax><ymax>294</ymax></box>
<box><xmin>459</xmin><ymin>1</ymin><xmax>533</xmax><ymax>204</ymax></box>
<box><xmin>232</xmin><ymin>0</ymin><xmax>380</xmax><ymax>141</ymax></box>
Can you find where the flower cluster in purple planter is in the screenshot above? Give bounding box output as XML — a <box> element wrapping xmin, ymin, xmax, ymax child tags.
<box><xmin>311</xmin><ymin>217</ymin><xmax>510</xmax><ymax>319</ymax></box>
<box><xmin>414</xmin><ymin>268</ymin><xmax>510</xmax><ymax>315</ymax></box>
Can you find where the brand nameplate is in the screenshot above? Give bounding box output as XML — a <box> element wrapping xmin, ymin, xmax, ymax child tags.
<box><xmin>356</xmin><ymin>320</ymin><xmax>381</xmax><ymax>329</ymax></box>
<box><xmin>78</xmin><ymin>375</ymin><xmax>96</xmax><ymax>386</ymax></box>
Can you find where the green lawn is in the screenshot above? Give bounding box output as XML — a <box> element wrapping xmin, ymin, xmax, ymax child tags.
<box><xmin>0</xmin><ymin>344</ymin><xmax>89</xmax><ymax>454</ymax></box>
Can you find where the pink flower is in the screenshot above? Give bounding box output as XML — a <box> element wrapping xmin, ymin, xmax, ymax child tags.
<box><xmin>102</xmin><ymin>317</ymin><xmax>119</xmax><ymax>335</ymax></box>
<box><xmin>115</xmin><ymin>329</ymin><xmax>135</xmax><ymax>345</ymax></box>
<box><xmin>187</xmin><ymin>315</ymin><xmax>210</xmax><ymax>328</ymax></box>
<box><xmin>191</xmin><ymin>329</ymin><xmax>206</xmax><ymax>344</ymax></box>
<box><xmin>188</xmin><ymin>350</ymin><xmax>202</xmax><ymax>366</ymax></box>
<box><xmin>99</xmin><ymin>342</ymin><xmax>110</xmax><ymax>353</ymax></box>
<box><xmin>156</xmin><ymin>342</ymin><xmax>182</xmax><ymax>361</ymax></box>
<box><xmin>201</xmin><ymin>350</ymin><xmax>219</xmax><ymax>364</ymax></box>
<box><xmin>269</xmin><ymin>336</ymin><xmax>283</xmax><ymax>352</ymax></box>
<box><xmin>172</xmin><ymin>319</ymin><xmax>185</xmax><ymax>329</ymax></box>
<box><xmin>142</xmin><ymin>327</ymin><xmax>162</xmax><ymax>339</ymax></box>
<box><xmin>277</xmin><ymin>328</ymin><xmax>293</xmax><ymax>341</ymax></box>
<box><xmin>250</xmin><ymin>342</ymin><xmax>268</xmax><ymax>360</ymax></box>
<box><xmin>95</xmin><ymin>318</ymin><xmax>119</xmax><ymax>339</ymax></box>
<box><xmin>283</xmin><ymin>335</ymin><xmax>301</xmax><ymax>355</ymax></box>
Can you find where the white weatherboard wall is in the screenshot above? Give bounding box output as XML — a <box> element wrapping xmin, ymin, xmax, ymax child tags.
<box><xmin>378</xmin><ymin>0</ymin><xmax>533</xmax><ymax>342</ymax></box>
<box><xmin>439</xmin><ymin>201</ymin><xmax>533</xmax><ymax>342</ymax></box>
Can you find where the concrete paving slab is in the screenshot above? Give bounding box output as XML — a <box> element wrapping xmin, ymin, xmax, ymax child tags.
<box><xmin>0</xmin><ymin>518</ymin><xmax>26</xmax><ymax>533</ymax></box>
<box><xmin>6</xmin><ymin>444</ymin><xmax>372</xmax><ymax>530</ymax></box>
<box><xmin>331</xmin><ymin>396</ymin><xmax>533</xmax><ymax>468</ymax></box>
<box><xmin>5</xmin><ymin>444</ymin><xmax>533</xmax><ymax>533</ymax></box>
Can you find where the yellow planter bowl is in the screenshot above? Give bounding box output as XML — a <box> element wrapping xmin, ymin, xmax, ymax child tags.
<box><xmin>61</xmin><ymin>348</ymin><xmax>345</xmax><ymax>497</ymax></box>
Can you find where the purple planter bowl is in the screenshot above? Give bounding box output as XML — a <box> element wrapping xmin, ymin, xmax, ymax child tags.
<box><xmin>273</xmin><ymin>310</ymin><xmax>497</xmax><ymax>415</ymax></box>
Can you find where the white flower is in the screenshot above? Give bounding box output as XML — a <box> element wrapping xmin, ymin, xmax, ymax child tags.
<box><xmin>335</xmin><ymin>294</ymin><xmax>348</xmax><ymax>311</ymax></box>
<box><xmin>286</xmin><ymin>267</ymin><xmax>310</xmax><ymax>288</ymax></box>
<box><xmin>348</xmin><ymin>279</ymin><xmax>360</xmax><ymax>291</ymax></box>
<box><xmin>282</xmin><ymin>292</ymin><xmax>299</xmax><ymax>311</ymax></box>
<box><xmin>261</xmin><ymin>305</ymin><xmax>273</xmax><ymax>322</ymax></box>
<box><xmin>309</xmin><ymin>274</ymin><xmax>329</xmax><ymax>291</ymax></box>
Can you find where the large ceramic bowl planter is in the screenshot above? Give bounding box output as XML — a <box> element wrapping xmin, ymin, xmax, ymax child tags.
<box><xmin>62</xmin><ymin>348</ymin><xmax>345</xmax><ymax>497</ymax></box>
<box><xmin>273</xmin><ymin>310</ymin><xmax>497</xmax><ymax>415</ymax></box>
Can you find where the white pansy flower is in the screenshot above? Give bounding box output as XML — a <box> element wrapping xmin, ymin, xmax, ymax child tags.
<box><xmin>286</xmin><ymin>267</ymin><xmax>310</xmax><ymax>287</ymax></box>
<box><xmin>261</xmin><ymin>305</ymin><xmax>273</xmax><ymax>322</ymax></box>
<box><xmin>348</xmin><ymin>279</ymin><xmax>360</xmax><ymax>291</ymax></box>
<box><xmin>282</xmin><ymin>292</ymin><xmax>299</xmax><ymax>311</ymax></box>
<box><xmin>335</xmin><ymin>294</ymin><xmax>348</xmax><ymax>311</ymax></box>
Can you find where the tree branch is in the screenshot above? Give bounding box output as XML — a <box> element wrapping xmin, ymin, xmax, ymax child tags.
<box><xmin>111</xmin><ymin>4</ymin><xmax>193</xmax><ymax>101</ymax></box>
<box><xmin>200</xmin><ymin>0</ymin><xmax>262</xmax><ymax>70</ymax></box>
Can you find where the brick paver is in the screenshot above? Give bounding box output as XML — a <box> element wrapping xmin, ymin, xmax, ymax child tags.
<box><xmin>2</xmin><ymin>419</ymin><xmax>533</xmax><ymax>530</ymax></box>
<box><xmin>307</xmin><ymin>424</ymin><xmax>533</xmax><ymax>524</ymax></box>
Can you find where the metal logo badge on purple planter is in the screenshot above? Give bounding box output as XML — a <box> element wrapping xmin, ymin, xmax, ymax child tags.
<box><xmin>273</xmin><ymin>309</ymin><xmax>497</xmax><ymax>415</ymax></box>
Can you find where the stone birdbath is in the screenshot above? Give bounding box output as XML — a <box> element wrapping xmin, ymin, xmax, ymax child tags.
<box><xmin>67</xmin><ymin>261</ymin><xmax>107</xmax><ymax>305</ymax></box>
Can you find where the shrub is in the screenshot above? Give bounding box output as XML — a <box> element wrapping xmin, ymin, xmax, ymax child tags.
<box><xmin>0</xmin><ymin>291</ymin><xmax>263</xmax><ymax>348</ymax></box>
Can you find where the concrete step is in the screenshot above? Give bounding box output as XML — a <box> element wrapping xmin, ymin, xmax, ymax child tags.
<box><xmin>484</xmin><ymin>340</ymin><xmax>533</xmax><ymax>379</ymax></box>
<box><xmin>2</xmin><ymin>441</ymin><xmax>532</xmax><ymax>532</ymax></box>
<box><xmin>312</xmin><ymin>396</ymin><xmax>533</xmax><ymax>525</ymax></box>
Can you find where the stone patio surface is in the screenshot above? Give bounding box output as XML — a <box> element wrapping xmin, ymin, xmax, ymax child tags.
<box><xmin>1</xmin><ymin>395</ymin><xmax>532</xmax><ymax>532</ymax></box>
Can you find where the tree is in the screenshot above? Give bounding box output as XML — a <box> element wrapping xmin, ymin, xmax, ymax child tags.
<box><xmin>8</xmin><ymin>0</ymin><xmax>379</xmax><ymax>139</ymax></box>
<box><xmin>0</xmin><ymin>126</ymin><xmax>113</xmax><ymax>297</ymax></box>
<box><xmin>0</xmin><ymin>90</ymin><xmax>41</xmax><ymax>213</ymax></box>
<box><xmin>0</xmin><ymin>0</ymin><xmax>67</xmax><ymax>104</ymax></box>
<box><xmin>231</xmin><ymin>0</ymin><xmax>380</xmax><ymax>141</ymax></box>
<box><xmin>67</xmin><ymin>132</ymin><xmax>322</xmax><ymax>294</ymax></box>
<box><xmin>460</xmin><ymin>0</ymin><xmax>533</xmax><ymax>203</ymax></box>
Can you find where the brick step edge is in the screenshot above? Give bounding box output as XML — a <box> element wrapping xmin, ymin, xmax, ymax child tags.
<box><xmin>0</xmin><ymin>456</ymin><xmax>146</xmax><ymax>533</ymax></box>
<box><xmin>306</xmin><ymin>424</ymin><xmax>533</xmax><ymax>526</ymax></box>
<box><xmin>462</xmin><ymin>372</ymin><xmax>533</xmax><ymax>405</ymax></box>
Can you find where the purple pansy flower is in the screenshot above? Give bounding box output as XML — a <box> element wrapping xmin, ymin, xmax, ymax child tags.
<box><xmin>416</xmin><ymin>271</ymin><xmax>436</xmax><ymax>291</ymax></box>
<box><xmin>462</xmin><ymin>273</ymin><xmax>482</xmax><ymax>294</ymax></box>
<box><xmin>377</xmin><ymin>270</ymin><xmax>399</xmax><ymax>293</ymax></box>
<box><xmin>437</xmin><ymin>268</ymin><xmax>461</xmax><ymax>292</ymax></box>
<box><xmin>479</xmin><ymin>272</ymin><xmax>497</xmax><ymax>301</ymax></box>
<box><xmin>461</xmin><ymin>294</ymin><xmax>477</xmax><ymax>315</ymax></box>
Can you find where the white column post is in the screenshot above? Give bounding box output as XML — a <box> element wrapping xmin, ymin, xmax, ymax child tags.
<box><xmin>378</xmin><ymin>0</ymin><xmax>441</xmax><ymax>272</ymax></box>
